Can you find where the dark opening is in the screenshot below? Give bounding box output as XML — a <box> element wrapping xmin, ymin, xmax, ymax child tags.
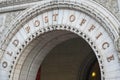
<box><xmin>36</xmin><ymin>38</ymin><xmax>101</xmax><ymax>80</ymax></box>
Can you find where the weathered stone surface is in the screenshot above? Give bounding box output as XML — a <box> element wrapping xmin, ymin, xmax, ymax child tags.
<box><xmin>0</xmin><ymin>0</ymin><xmax>43</xmax><ymax>7</ymax></box>
<box><xmin>0</xmin><ymin>14</ymin><xmax>5</xmax><ymax>33</ymax></box>
<box><xmin>0</xmin><ymin>11</ymin><xmax>22</xmax><ymax>47</ymax></box>
<box><xmin>93</xmin><ymin>0</ymin><xmax>120</xmax><ymax>21</ymax></box>
<box><xmin>4</xmin><ymin>11</ymin><xmax>21</xmax><ymax>27</ymax></box>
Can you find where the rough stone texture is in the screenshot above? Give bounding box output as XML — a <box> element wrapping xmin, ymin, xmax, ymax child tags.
<box><xmin>93</xmin><ymin>0</ymin><xmax>120</xmax><ymax>21</ymax></box>
<box><xmin>4</xmin><ymin>11</ymin><xmax>21</xmax><ymax>28</ymax></box>
<box><xmin>0</xmin><ymin>0</ymin><xmax>43</xmax><ymax>7</ymax></box>
<box><xmin>0</xmin><ymin>14</ymin><xmax>5</xmax><ymax>33</ymax></box>
<box><xmin>0</xmin><ymin>11</ymin><xmax>22</xmax><ymax>37</ymax></box>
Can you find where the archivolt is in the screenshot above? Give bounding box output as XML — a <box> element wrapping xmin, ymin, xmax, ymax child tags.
<box><xmin>12</xmin><ymin>25</ymin><xmax>103</xmax><ymax>80</ymax></box>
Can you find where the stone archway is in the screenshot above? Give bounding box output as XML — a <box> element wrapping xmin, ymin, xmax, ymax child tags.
<box><xmin>38</xmin><ymin>37</ymin><xmax>101</xmax><ymax>80</ymax></box>
<box><xmin>0</xmin><ymin>0</ymin><xmax>120</xmax><ymax>80</ymax></box>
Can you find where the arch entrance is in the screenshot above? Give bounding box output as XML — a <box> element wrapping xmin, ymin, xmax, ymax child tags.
<box><xmin>0</xmin><ymin>0</ymin><xmax>120</xmax><ymax>80</ymax></box>
<box><xmin>38</xmin><ymin>36</ymin><xmax>101</xmax><ymax>80</ymax></box>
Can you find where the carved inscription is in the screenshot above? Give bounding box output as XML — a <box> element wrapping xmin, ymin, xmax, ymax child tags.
<box><xmin>102</xmin><ymin>42</ymin><xmax>110</xmax><ymax>50</ymax></box>
<box><xmin>31</xmin><ymin>14</ymin><xmax>116</xmax><ymax>64</ymax></box>
<box><xmin>69</xmin><ymin>15</ymin><xmax>76</xmax><ymax>22</ymax></box>
<box><xmin>34</xmin><ymin>20</ymin><xmax>40</xmax><ymax>27</ymax></box>
<box><xmin>107</xmin><ymin>55</ymin><xmax>114</xmax><ymax>62</ymax></box>
<box><xmin>45</xmin><ymin>16</ymin><xmax>48</xmax><ymax>23</ymax></box>
<box><xmin>88</xmin><ymin>25</ymin><xmax>96</xmax><ymax>32</ymax></box>
<box><xmin>2</xmin><ymin>61</ymin><xmax>8</xmax><ymax>68</ymax></box>
<box><xmin>80</xmin><ymin>19</ymin><xmax>86</xmax><ymax>26</ymax></box>
<box><xmin>96</xmin><ymin>32</ymin><xmax>103</xmax><ymax>40</ymax></box>
<box><xmin>25</xmin><ymin>26</ymin><xmax>30</xmax><ymax>33</ymax></box>
<box><xmin>12</xmin><ymin>39</ymin><xmax>19</xmax><ymax>47</ymax></box>
<box><xmin>53</xmin><ymin>14</ymin><xmax>58</xmax><ymax>21</ymax></box>
<box><xmin>6</xmin><ymin>51</ymin><xmax>13</xmax><ymax>57</ymax></box>
<box><xmin>3</xmin><ymin>12</ymin><xmax>116</xmax><ymax>69</ymax></box>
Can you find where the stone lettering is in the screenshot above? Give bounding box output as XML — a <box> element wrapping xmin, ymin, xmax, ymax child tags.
<box><xmin>25</xmin><ymin>26</ymin><xmax>30</xmax><ymax>33</ymax></box>
<box><xmin>12</xmin><ymin>39</ymin><xmax>19</xmax><ymax>47</ymax></box>
<box><xmin>96</xmin><ymin>32</ymin><xmax>103</xmax><ymax>40</ymax></box>
<box><xmin>6</xmin><ymin>51</ymin><xmax>13</xmax><ymax>56</ymax></box>
<box><xmin>88</xmin><ymin>25</ymin><xmax>96</xmax><ymax>32</ymax></box>
<box><xmin>107</xmin><ymin>55</ymin><xmax>114</xmax><ymax>62</ymax></box>
<box><xmin>45</xmin><ymin>16</ymin><xmax>48</xmax><ymax>23</ymax></box>
<box><xmin>53</xmin><ymin>14</ymin><xmax>58</xmax><ymax>21</ymax></box>
<box><xmin>69</xmin><ymin>15</ymin><xmax>76</xmax><ymax>22</ymax></box>
<box><xmin>80</xmin><ymin>19</ymin><xmax>86</xmax><ymax>26</ymax></box>
<box><xmin>102</xmin><ymin>42</ymin><xmax>110</xmax><ymax>50</ymax></box>
<box><xmin>34</xmin><ymin>20</ymin><xmax>40</xmax><ymax>27</ymax></box>
<box><xmin>2</xmin><ymin>61</ymin><xmax>8</xmax><ymax>68</ymax></box>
